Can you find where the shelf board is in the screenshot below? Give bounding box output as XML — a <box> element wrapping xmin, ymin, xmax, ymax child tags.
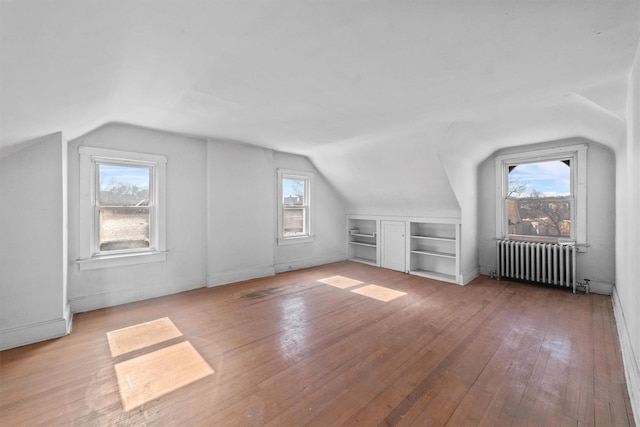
<box><xmin>410</xmin><ymin>235</ymin><xmax>455</xmax><ymax>242</ymax></box>
<box><xmin>349</xmin><ymin>241</ymin><xmax>377</xmax><ymax>248</ymax></box>
<box><xmin>411</xmin><ymin>249</ymin><xmax>456</xmax><ymax>259</ymax></box>
<box><xmin>410</xmin><ymin>269</ymin><xmax>457</xmax><ymax>283</ymax></box>
<box><xmin>350</xmin><ymin>230</ymin><xmax>377</xmax><ymax>238</ymax></box>
<box><xmin>349</xmin><ymin>257</ymin><xmax>378</xmax><ymax>267</ymax></box>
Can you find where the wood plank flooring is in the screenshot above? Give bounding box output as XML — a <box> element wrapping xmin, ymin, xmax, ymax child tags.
<box><xmin>0</xmin><ymin>261</ymin><xmax>634</xmax><ymax>426</ymax></box>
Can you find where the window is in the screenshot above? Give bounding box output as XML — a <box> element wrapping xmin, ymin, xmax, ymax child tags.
<box><xmin>277</xmin><ymin>169</ymin><xmax>313</xmax><ymax>244</ymax></box>
<box><xmin>495</xmin><ymin>144</ymin><xmax>587</xmax><ymax>245</ymax></box>
<box><xmin>78</xmin><ymin>147</ymin><xmax>167</xmax><ymax>269</ymax></box>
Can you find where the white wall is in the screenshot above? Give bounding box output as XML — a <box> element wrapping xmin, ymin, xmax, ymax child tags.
<box><xmin>311</xmin><ymin>125</ymin><xmax>460</xmax><ymax>218</ymax></box>
<box><xmin>206</xmin><ymin>140</ymin><xmax>276</xmax><ymax>285</ymax></box>
<box><xmin>0</xmin><ymin>132</ymin><xmax>71</xmax><ymax>350</ymax></box>
<box><xmin>614</xmin><ymin>38</ymin><xmax>640</xmax><ymax>426</ymax></box>
<box><xmin>477</xmin><ymin>139</ymin><xmax>616</xmax><ymax>293</ymax></box>
<box><xmin>206</xmin><ymin>139</ymin><xmax>346</xmax><ymax>286</ymax></box>
<box><xmin>273</xmin><ymin>151</ymin><xmax>346</xmax><ymax>272</ymax></box>
<box><xmin>439</xmin><ymin>94</ymin><xmax>625</xmax><ymax>285</ymax></box>
<box><xmin>68</xmin><ymin>124</ymin><xmax>208</xmax><ymax>312</ymax></box>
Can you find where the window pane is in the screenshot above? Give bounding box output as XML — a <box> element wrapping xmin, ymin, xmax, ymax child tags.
<box><xmin>99</xmin><ymin>208</ymin><xmax>150</xmax><ymax>251</ymax></box>
<box><xmin>282</xmin><ymin>178</ymin><xmax>305</xmax><ymax>206</ymax></box>
<box><xmin>283</xmin><ymin>207</ymin><xmax>305</xmax><ymax>236</ymax></box>
<box><xmin>507</xmin><ymin>199</ymin><xmax>571</xmax><ymax>238</ymax></box>
<box><xmin>508</xmin><ymin>160</ymin><xmax>570</xmax><ymax>198</ymax></box>
<box><xmin>99</xmin><ymin>164</ymin><xmax>150</xmax><ymax>206</ymax></box>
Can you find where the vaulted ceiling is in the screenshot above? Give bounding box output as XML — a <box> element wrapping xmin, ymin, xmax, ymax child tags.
<box><xmin>1</xmin><ymin>1</ymin><xmax>638</xmax><ymax>157</ymax></box>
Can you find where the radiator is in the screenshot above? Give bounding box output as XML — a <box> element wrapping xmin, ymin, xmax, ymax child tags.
<box><xmin>496</xmin><ymin>240</ymin><xmax>577</xmax><ymax>292</ymax></box>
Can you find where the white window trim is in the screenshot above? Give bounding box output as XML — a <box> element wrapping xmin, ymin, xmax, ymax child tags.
<box><xmin>495</xmin><ymin>144</ymin><xmax>587</xmax><ymax>248</ymax></box>
<box><xmin>77</xmin><ymin>147</ymin><xmax>167</xmax><ymax>270</ymax></box>
<box><xmin>277</xmin><ymin>168</ymin><xmax>314</xmax><ymax>245</ymax></box>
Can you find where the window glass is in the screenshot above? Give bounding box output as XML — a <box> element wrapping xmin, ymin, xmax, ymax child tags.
<box><xmin>97</xmin><ymin>164</ymin><xmax>152</xmax><ymax>252</ymax></box>
<box><xmin>507</xmin><ymin>160</ymin><xmax>572</xmax><ymax>239</ymax></box>
<box><xmin>282</xmin><ymin>177</ymin><xmax>307</xmax><ymax>236</ymax></box>
<box><xmin>508</xmin><ymin>161</ymin><xmax>570</xmax><ymax>198</ymax></box>
<box><xmin>98</xmin><ymin>164</ymin><xmax>150</xmax><ymax>206</ymax></box>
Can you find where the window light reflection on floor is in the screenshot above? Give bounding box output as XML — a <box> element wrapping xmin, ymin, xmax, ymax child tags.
<box><xmin>106</xmin><ymin>317</ymin><xmax>182</xmax><ymax>357</ymax></box>
<box><xmin>317</xmin><ymin>276</ymin><xmax>407</xmax><ymax>302</ymax></box>
<box><xmin>107</xmin><ymin>318</ymin><xmax>214</xmax><ymax>411</ymax></box>
<box><xmin>351</xmin><ymin>284</ymin><xmax>407</xmax><ymax>302</ymax></box>
<box><xmin>317</xmin><ymin>275</ymin><xmax>364</xmax><ymax>289</ymax></box>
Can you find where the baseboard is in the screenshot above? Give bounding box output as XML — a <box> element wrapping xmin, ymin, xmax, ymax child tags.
<box><xmin>70</xmin><ymin>275</ymin><xmax>206</xmax><ymax>313</ymax></box>
<box><xmin>585</xmin><ymin>280</ymin><xmax>614</xmax><ymax>295</ymax></box>
<box><xmin>612</xmin><ymin>286</ymin><xmax>640</xmax><ymax>427</ymax></box>
<box><xmin>207</xmin><ymin>266</ymin><xmax>275</xmax><ymax>287</ymax></box>
<box><xmin>0</xmin><ymin>316</ymin><xmax>70</xmax><ymax>351</ymax></box>
<box><xmin>274</xmin><ymin>253</ymin><xmax>347</xmax><ymax>274</ymax></box>
<box><xmin>460</xmin><ymin>266</ymin><xmax>480</xmax><ymax>285</ymax></box>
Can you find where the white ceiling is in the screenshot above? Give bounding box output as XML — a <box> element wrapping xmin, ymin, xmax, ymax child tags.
<box><xmin>1</xmin><ymin>0</ymin><xmax>638</xmax><ymax>156</ymax></box>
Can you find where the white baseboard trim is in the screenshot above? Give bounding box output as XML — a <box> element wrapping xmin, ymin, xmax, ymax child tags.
<box><xmin>207</xmin><ymin>266</ymin><xmax>275</xmax><ymax>287</ymax></box>
<box><xmin>586</xmin><ymin>280</ymin><xmax>614</xmax><ymax>295</ymax></box>
<box><xmin>612</xmin><ymin>286</ymin><xmax>640</xmax><ymax>427</ymax></box>
<box><xmin>0</xmin><ymin>316</ymin><xmax>71</xmax><ymax>351</ymax></box>
<box><xmin>461</xmin><ymin>267</ymin><xmax>480</xmax><ymax>285</ymax></box>
<box><xmin>274</xmin><ymin>253</ymin><xmax>346</xmax><ymax>274</ymax></box>
<box><xmin>70</xmin><ymin>275</ymin><xmax>206</xmax><ymax>313</ymax></box>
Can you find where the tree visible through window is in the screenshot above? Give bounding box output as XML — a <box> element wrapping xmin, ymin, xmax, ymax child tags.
<box><xmin>506</xmin><ymin>160</ymin><xmax>572</xmax><ymax>240</ymax></box>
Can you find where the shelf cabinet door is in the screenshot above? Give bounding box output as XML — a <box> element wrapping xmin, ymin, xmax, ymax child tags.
<box><xmin>381</xmin><ymin>220</ymin><xmax>406</xmax><ymax>272</ymax></box>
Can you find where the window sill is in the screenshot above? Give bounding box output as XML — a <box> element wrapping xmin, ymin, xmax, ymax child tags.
<box><xmin>277</xmin><ymin>235</ymin><xmax>315</xmax><ymax>246</ymax></box>
<box><xmin>77</xmin><ymin>251</ymin><xmax>167</xmax><ymax>270</ymax></box>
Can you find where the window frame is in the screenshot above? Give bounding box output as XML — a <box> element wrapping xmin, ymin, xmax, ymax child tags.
<box><xmin>277</xmin><ymin>169</ymin><xmax>314</xmax><ymax>245</ymax></box>
<box><xmin>78</xmin><ymin>147</ymin><xmax>167</xmax><ymax>270</ymax></box>
<box><xmin>495</xmin><ymin>144</ymin><xmax>587</xmax><ymax>247</ymax></box>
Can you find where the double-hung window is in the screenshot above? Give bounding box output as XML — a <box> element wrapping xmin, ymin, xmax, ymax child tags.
<box><xmin>495</xmin><ymin>144</ymin><xmax>587</xmax><ymax>245</ymax></box>
<box><xmin>78</xmin><ymin>147</ymin><xmax>167</xmax><ymax>269</ymax></box>
<box><xmin>277</xmin><ymin>169</ymin><xmax>314</xmax><ymax>244</ymax></box>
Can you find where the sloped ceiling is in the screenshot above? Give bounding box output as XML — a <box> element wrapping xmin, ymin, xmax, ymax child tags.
<box><xmin>1</xmin><ymin>1</ymin><xmax>638</xmax><ymax>214</ymax></box>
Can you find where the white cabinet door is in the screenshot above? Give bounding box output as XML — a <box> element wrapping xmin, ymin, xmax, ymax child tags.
<box><xmin>381</xmin><ymin>220</ymin><xmax>406</xmax><ymax>272</ymax></box>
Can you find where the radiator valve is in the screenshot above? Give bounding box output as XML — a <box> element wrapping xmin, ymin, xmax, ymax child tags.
<box><xmin>576</xmin><ymin>278</ymin><xmax>591</xmax><ymax>294</ymax></box>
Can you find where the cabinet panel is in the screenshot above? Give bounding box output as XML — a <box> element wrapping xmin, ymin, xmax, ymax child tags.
<box><xmin>381</xmin><ymin>220</ymin><xmax>406</xmax><ymax>272</ymax></box>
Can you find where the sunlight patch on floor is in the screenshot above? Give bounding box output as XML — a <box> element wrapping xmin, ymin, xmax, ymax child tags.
<box><xmin>107</xmin><ymin>318</ymin><xmax>214</xmax><ymax>411</ymax></box>
<box><xmin>351</xmin><ymin>284</ymin><xmax>407</xmax><ymax>302</ymax></box>
<box><xmin>114</xmin><ymin>341</ymin><xmax>214</xmax><ymax>411</ymax></box>
<box><xmin>107</xmin><ymin>317</ymin><xmax>183</xmax><ymax>357</ymax></box>
<box><xmin>317</xmin><ymin>275</ymin><xmax>364</xmax><ymax>289</ymax></box>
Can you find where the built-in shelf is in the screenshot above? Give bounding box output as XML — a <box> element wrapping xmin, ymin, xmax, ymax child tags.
<box><xmin>350</xmin><ymin>257</ymin><xmax>378</xmax><ymax>267</ymax></box>
<box><xmin>410</xmin><ymin>235</ymin><xmax>455</xmax><ymax>242</ymax></box>
<box><xmin>350</xmin><ymin>231</ymin><xmax>377</xmax><ymax>238</ymax></box>
<box><xmin>350</xmin><ymin>241</ymin><xmax>377</xmax><ymax>248</ymax></box>
<box><xmin>346</xmin><ymin>215</ymin><xmax>461</xmax><ymax>284</ymax></box>
<box><xmin>408</xmin><ymin>221</ymin><xmax>460</xmax><ymax>284</ymax></box>
<box><xmin>410</xmin><ymin>249</ymin><xmax>456</xmax><ymax>258</ymax></box>
<box><xmin>410</xmin><ymin>269</ymin><xmax>457</xmax><ymax>283</ymax></box>
<box><xmin>347</xmin><ymin>217</ymin><xmax>379</xmax><ymax>266</ymax></box>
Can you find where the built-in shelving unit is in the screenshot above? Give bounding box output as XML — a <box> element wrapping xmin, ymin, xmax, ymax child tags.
<box><xmin>347</xmin><ymin>216</ymin><xmax>379</xmax><ymax>266</ymax></box>
<box><xmin>408</xmin><ymin>221</ymin><xmax>460</xmax><ymax>284</ymax></box>
<box><xmin>346</xmin><ymin>215</ymin><xmax>461</xmax><ymax>284</ymax></box>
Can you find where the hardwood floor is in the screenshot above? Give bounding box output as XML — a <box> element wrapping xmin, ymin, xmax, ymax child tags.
<box><xmin>0</xmin><ymin>261</ymin><xmax>634</xmax><ymax>426</ymax></box>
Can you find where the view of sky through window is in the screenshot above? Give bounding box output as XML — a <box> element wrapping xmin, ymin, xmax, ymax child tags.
<box><xmin>99</xmin><ymin>165</ymin><xmax>150</xmax><ymax>191</ymax></box>
<box><xmin>509</xmin><ymin>160</ymin><xmax>570</xmax><ymax>198</ymax></box>
<box><xmin>283</xmin><ymin>178</ymin><xmax>305</xmax><ymax>198</ymax></box>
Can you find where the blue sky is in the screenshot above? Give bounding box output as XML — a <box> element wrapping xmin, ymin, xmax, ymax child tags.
<box><xmin>283</xmin><ymin>178</ymin><xmax>305</xmax><ymax>197</ymax></box>
<box><xmin>509</xmin><ymin>160</ymin><xmax>570</xmax><ymax>197</ymax></box>
<box><xmin>99</xmin><ymin>164</ymin><xmax>150</xmax><ymax>190</ymax></box>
